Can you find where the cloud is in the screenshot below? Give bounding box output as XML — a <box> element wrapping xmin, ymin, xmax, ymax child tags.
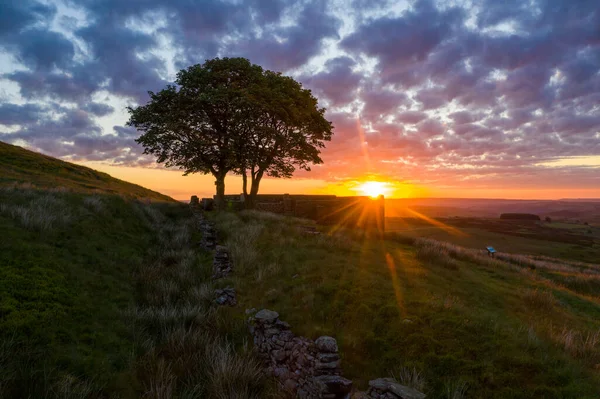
<box><xmin>0</xmin><ymin>103</ymin><xmax>45</xmax><ymax>126</ymax></box>
<box><xmin>227</xmin><ymin>1</ymin><xmax>341</xmax><ymax>71</ymax></box>
<box><xmin>83</xmin><ymin>102</ymin><xmax>115</xmax><ymax>117</ymax></box>
<box><xmin>0</xmin><ymin>0</ymin><xmax>55</xmax><ymax>38</ymax></box>
<box><xmin>0</xmin><ymin>0</ymin><xmax>598</xmax><ymax>192</ymax></box>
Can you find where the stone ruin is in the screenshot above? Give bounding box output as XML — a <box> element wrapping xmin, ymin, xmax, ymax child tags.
<box><xmin>214</xmin><ymin>286</ymin><xmax>237</xmax><ymax>306</ymax></box>
<box><xmin>199</xmin><ymin>216</ymin><xmax>217</xmax><ymax>250</ymax></box>
<box><xmin>248</xmin><ymin>308</ymin><xmax>353</xmax><ymax>398</ymax></box>
<box><xmin>190</xmin><ymin>195</ymin><xmax>424</xmax><ymax>399</ymax></box>
<box><xmin>363</xmin><ymin>378</ymin><xmax>426</xmax><ymax>399</ymax></box>
<box><xmin>189</xmin><ymin>197</ymin><xmax>235</xmax><ymax>304</ymax></box>
<box><xmin>190</xmin><ymin>198</ymin><xmax>217</xmax><ymax>250</ymax></box>
<box><xmin>247</xmin><ymin>308</ymin><xmax>426</xmax><ymax>399</ymax></box>
<box><xmin>212</xmin><ymin>245</ymin><xmax>232</xmax><ymax>279</ymax></box>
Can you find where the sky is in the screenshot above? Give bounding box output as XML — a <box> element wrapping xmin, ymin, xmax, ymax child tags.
<box><xmin>0</xmin><ymin>0</ymin><xmax>599</xmax><ymax>200</ymax></box>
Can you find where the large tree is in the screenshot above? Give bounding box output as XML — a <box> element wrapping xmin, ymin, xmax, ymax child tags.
<box><xmin>128</xmin><ymin>57</ymin><xmax>332</xmax><ymax>209</ymax></box>
<box><xmin>236</xmin><ymin>70</ymin><xmax>332</xmax><ymax>208</ymax></box>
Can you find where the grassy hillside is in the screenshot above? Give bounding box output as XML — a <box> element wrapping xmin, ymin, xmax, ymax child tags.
<box><xmin>213</xmin><ymin>211</ymin><xmax>600</xmax><ymax>399</ymax></box>
<box><xmin>0</xmin><ymin>145</ymin><xmax>271</xmax><ymax>398</ymax></box>
<box><xmin>0</xmin><ymin>141</ymin><xmax>171</xmax><ymax>201</ymax></box>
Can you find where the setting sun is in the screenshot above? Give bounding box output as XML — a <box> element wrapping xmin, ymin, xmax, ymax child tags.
<box><xmin>357</xmin><ymin>181</ymin><xmax>390</xmax><ymax>198</ymax></box>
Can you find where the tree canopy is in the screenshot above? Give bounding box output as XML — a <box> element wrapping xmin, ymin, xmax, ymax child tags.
<box><xmin>127</xmin><ymin>57</ymin><xmax>332</xmax><ymax>208</ymax></box>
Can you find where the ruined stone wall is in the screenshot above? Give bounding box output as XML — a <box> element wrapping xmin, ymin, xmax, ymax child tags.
<box><xmin>247</xmin><ymin>309</ymin><xmax>353</xmax><ymax>399</ymax></box>
<box><xmin>190</xmin><ymin>197</ymin><xmax>423</xmax><ymax>399</ymax></box>
<box><xmin>189</xmin><ymin>200</ymin><xmax>236</xmax><ymax>305</ymax></box>
<box><xmin>247</xmin><ymin>308</ymin><xmax>426</xmax><ymax>399</ymax></box>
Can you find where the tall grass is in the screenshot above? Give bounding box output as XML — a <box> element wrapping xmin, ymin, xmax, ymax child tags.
<box><xmin>129</xmin><ymin>207</ymin><xmax>274</xmax><ymax>398</ymax></box>
<box><xmin>549</xmin><ymin>327</ymin><xmax>600</xmax><ymax>360</ymax></box>
<box><xmin>391</xmin><ymin>366</ymin><xmax>426</xmax><ymax>392</ymax></box>
<box><xmin>0</xmin><ymin>192</ymin><xmax>73</xmax><ymax>231</ymax></box>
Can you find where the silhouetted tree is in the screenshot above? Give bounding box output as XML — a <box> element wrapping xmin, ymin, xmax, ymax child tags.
<box><xmin>235</xmin><ymin>70</ymin><xmax>333</xmax><ymax>208</ymax></box>
<box><xmin>128</xmin><ymin>57</ymin><xmax>332</xmax><ymax>209</ymax></box>
<box><xmin>545</xmin><ymin>216</ymin><xmax>552</xmax><ymax>223</ymax></box>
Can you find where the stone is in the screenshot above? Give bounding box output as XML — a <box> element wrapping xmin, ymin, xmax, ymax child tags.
<box><xmin>265</xmin><ymin>328</ymin><xmax>280</xmax><ymax>336</ymax></box>
<box><xmin>276</xmin><ymin>320</ymin><xmax>291</xmax><ymax>329</ymax></box>
<box><xmin>273</xmin><ymin>367</ymin><xmax>289</xmax><ymax>379</ymax></box>
<box><xmin>273</xmin><ymin>349</ymin><xmax>287</xmax><ymax>362</ymax></box>
<box><xmin>283</xmin><ymin>379</ymin><xmax>298</xmax><ymax>392</ymax></box>
<box><xmin>255</xmin><ymin>309</ymin><xmax>279</xmax><ymax>323</ymax></box>
<box><xmin>368</xmin><ymin>378</ymin><xmax>426</xmax><ymax>399</ymax></box>
<box><xmin>318</xmin><ymin>353</ymin><xmax>340</xmax><ymax>363</ymax></box>
<box><xmin>315</xmin><ymin>375</ymin><xmax>353</xmax><ymax>394</ymax></box>
<box><xmin>315</xmin><ymin>336</ymin><xmax>339</xmax><ymax>353</ymax></box>
<box><xmin>316</xmin><ymin>360</ymin><xmax>341</xmax><ymax>370</ymax></box>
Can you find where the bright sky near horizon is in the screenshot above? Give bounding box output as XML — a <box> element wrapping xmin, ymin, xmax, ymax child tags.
<box><xmin>1</xmin><ymin>0</ymin><xmax>599</xmax><ymax>200</ymax></box>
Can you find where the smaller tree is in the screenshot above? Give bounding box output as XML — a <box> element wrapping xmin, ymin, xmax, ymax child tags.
<box><xmin>545</xmin><ymin>216</ymin><xmax>552</xmax><ymax>223</ymax></box>
<box><xmin>234</xmin><ymin>70</ymin><xmax>333</xmax><ymax>208</ymax></box>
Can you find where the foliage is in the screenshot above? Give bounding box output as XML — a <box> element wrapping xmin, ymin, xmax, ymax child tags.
<box><xmin>234</xmin><ymin>69</ymin><xmax>333</xmax><ymax>206</ymax></box>
<box><xmin>128</xmin><ymin>57</ymin><xmax>332</xmax><ymax>207</ymax></box>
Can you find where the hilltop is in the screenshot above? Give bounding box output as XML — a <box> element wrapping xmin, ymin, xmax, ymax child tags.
<box><xmin>0</xmin><ymin>141</ymin><xmax>171</xmax><ymax>201</ymax></box>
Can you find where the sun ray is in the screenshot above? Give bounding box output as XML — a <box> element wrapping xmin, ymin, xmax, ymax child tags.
<box><xmin>404</xmin><ymin>208</ymin><xmax>468</xmax><ymax>237</ymax></box>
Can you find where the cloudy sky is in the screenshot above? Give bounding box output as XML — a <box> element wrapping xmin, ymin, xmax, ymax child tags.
<box><xmin>1</xmin><ymin>0</ymin><xmax>599</xmax><ymax>199</ymax></box>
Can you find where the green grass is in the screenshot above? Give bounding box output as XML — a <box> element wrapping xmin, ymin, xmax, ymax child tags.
<box><xmin>0</xmin><ymin>188</ymin><xmax>156</xmax><ymax>396</ymax></box>
<box><xmin>0</xmin><ymin>141</ymin><xmax>171</xmax><ymax>201</ymax></box>
<box><xmin>0</xmin><ymin>144</ymin><xmax>271</xmax><ymax>398</ymax></box>
<box><xmin>0</xmin><ymin>188</ymin><xmax>274</xmax><ymax>398</ymax></box>
<box><xmin>213</xmin><ymin>211</ymin><xmax>600</xmax><ymax>399</ymax></box>
<box><xmin>385</xmin><ymin>222</ymin><xmax>600</xmax><ymax>264</ymax></box>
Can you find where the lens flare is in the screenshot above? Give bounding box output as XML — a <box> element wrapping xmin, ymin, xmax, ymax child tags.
<box><xmin>357</xmin><ymin>181</ymin><xmax>389</xmax><ymax>198</ymax></box>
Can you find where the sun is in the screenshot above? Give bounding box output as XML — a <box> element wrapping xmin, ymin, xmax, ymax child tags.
<box><xmin>357</xmin><ymin>181</ymin><xmax>390</xmax><ymax>198</ymax></box>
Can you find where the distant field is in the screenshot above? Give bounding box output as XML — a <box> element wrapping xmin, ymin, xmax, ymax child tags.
<box><xmin>214</xmin><ymin>211</ymin><xmax>600</xmax><ymax>398</ymax></box>
<box><xmin>386</xmin><ymin>217</ymin><xmax>600</xmax><ymax>264</ymax></box>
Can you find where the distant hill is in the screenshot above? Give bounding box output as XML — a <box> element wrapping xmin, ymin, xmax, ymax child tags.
<box><xmin>0</xmin><ymin>141</ymin><xmax>172</xmax><ymax>201</ymax></box>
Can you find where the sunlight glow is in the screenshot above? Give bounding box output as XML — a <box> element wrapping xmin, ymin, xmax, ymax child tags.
<box><xmin>357</xmin><ymin>181</ymin><xmax>390</xmax><ymax>198</ymax></box>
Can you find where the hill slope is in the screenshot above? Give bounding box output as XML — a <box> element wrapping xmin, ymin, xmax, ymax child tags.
<box><xmin>0</xmin><ymin>141</ymin><xmax>171</xmax><ymax>201</ymax></box>
<box><xmin>0</xmin><ymin>144</ymin><xmax>270</xmax><ymax>398</ymax></box>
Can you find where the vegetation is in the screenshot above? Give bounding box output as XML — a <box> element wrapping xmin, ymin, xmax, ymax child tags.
<box><xmin>212</xmin><ymin>210</ymin><xmax>600</xmax><ymax>399</ymax></box>
<box><xmin>386</xmin><ymin>216</ymin><xmax>600</xmax><ymax>264</ymax></box>
<box><xmin>0</xmin><ymin>141</ymin><xmax>171</xmax><ymax>201</ymax></box>
<box><xmin>500</xmin><ymin>213</ymin><xmax>541</xmax><ymax>221</ymax></box>
<box><xmin>0</xmin><ymin>147</ymin><xmax>272</xmax><ymax>398</ymax></box>
<box><xmin>128</xmin><ymin>57</ymin><xmax>332</xmax><ymax>208</ymax></box>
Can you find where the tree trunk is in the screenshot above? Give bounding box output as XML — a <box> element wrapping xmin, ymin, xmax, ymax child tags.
<box><xmin>246</xmin><ymin>170</ymin><xmax>264</xmax><ymax>209</ymax></box>
<box><xmin>242</xmin><ymin>169</ymin><xmax>248</xmax><ymax>199</ymax></box>
<box><xmin>214</xmin><ymin>174</ymin><xmax>226</xmax><ymax>211</ymax></box>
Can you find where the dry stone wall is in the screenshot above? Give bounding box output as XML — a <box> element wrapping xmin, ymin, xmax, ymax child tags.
<box><xmin>214</xmin><ymin>287</ymin><xmax>237</xmax><ymax>306</ymax></box>
<box><xmin>189</xmin><ymin>200</ymin><xmax>234</xmax><ymax>304</ymax></box>
<box><xmin>190</xmin><ymin>197</ymin><xmax>425</xmax><ymax>399</ymax></box>
<box><xmin>247</xmin><ymin>308</ymin><xmax>353</xmax><ymax>399</ymax></box>
<box><xmin>212</xmin><ymin>245</ymin><xmax>232</xmax><ymax>279</ymax></box>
